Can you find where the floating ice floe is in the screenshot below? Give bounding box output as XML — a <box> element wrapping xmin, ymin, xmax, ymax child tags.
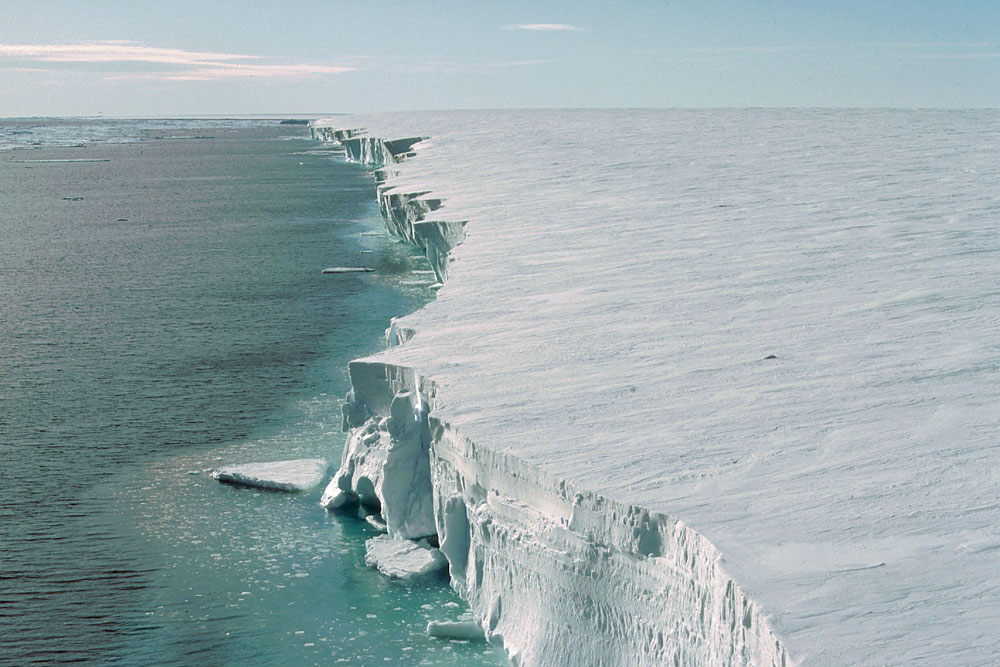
<box><xmin>364</xmin><ymin>535</ymin><xmax>447</xmax><ymax>580</ymax></box>
<box><xmin>211</xmin><ymin>458</ymin><xmax>328</xmax><ymax>492</ymax></box>
<box><xmin>426</xmin><ymin>620</ymin><xmax>484</xmax><ymax>641</ymax></box>
<box><xmin>322</xmin><ymin>266</ymin><xmax>374</xmax><ymax>274</ymax></box>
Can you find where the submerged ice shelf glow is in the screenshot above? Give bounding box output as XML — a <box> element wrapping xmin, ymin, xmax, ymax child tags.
<box><xmin>313</xmin><ymin>110</ymin><xmax>1000</xmax><ymax>666</ymax></box>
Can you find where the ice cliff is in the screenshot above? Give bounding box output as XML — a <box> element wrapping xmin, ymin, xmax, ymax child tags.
<box><xmin>311</xmin><ymin>110</ymin><xmax>1000</xmax><ymax>666</ymax></box>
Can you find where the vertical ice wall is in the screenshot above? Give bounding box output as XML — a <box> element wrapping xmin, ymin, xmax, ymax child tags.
<box><xmin>312</xmin><ymin>124</ymin><xmax>790</xmax><ymax>667</ymax></box>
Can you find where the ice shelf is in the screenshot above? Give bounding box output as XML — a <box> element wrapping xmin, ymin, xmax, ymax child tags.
<box><xmin>211</xmin><ymin>458</ymin><xmax>328</xmax><ymax>492</ymax></box>
<box><xmin>312</xmin><ymin>110</ymin><xmax>1000</xmax><ymax>666</ymax></box>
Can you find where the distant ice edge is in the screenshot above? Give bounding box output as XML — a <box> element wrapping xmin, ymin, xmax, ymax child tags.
<box><xmin>311</xmin><ymin>124</ymin><xmax>791</xmax><ymax>667</ymax></box>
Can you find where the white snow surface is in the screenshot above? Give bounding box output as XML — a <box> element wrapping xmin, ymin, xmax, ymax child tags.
<box><xmin>211</xmin><ymin>458</ymin><xmax>328</xmax><ymax>492</ymax></box>
<box><xmin>314</xmin><ymin>110</ymin><xmax>1000</xmax><ymax>666</ymax></box>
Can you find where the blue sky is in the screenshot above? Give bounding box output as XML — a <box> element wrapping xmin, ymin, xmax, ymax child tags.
<box><xmin>1</xmin><ymin>0</ymin><xmax>998</xmax><ymax>116</ymax></box>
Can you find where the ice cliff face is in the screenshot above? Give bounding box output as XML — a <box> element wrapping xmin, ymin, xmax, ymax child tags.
<box><xmin>312</xmin><ymin>127</ymin><xmax>464</xmax><ymax>283</ymax></box>
<box><xmin>312</xmin><ymin>110</ymin><xmax>1000</xmax><ymax>666</ymax></box>
<box><xmin>325</xmin><ymin>359</ymin><xmax>787</xmax><ymax>666</ymax></box>
<box><xmin>429</xmin><ymin>425</ymin><xmax>788</xmax><ymax>666</ymax></box>
<box><xmin>312</xmin><ymin>121</ymin><xmax>788</xmax><ymax>666</ymax></box>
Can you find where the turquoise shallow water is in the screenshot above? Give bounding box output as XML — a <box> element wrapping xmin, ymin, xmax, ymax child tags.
<box><xmin>0</xmin><ymin>120</ymin><xmax>504</xmax><ymax>665</ymax></box>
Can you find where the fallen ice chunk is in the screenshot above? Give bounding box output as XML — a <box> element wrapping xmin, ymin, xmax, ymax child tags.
<box><xmin>364</xmin><ymin>535</ymin><xmax>447</xmax><ymax>580</ymax></box>
<box><xmin>211</xmin><ymin>458</ymin><xmax>328</xmax><ymax>492</ymax></box>
<box><xmin>365</xmin><ymin>515</ymin><xmax>388</xmax><ymax>533</ymax></box>
<box><xmin>327</xmin><ymin>387</ymin><xmax>437</xmax><ymax>539</ymax></box>
<box><xmin>426</xmin><ymin>620</ymin><xmax>484</xmax><ymax>641</ymax></box>
<box><xmin>319</xmin><ymin>484</ymin><xmax>353</xmax><ymax>509</ymax></box>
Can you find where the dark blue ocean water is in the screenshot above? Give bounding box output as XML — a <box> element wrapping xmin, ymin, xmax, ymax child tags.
<box><xmin>0</xmin><ymin>120</ymin><xmax>503</xmax><ymax>665</ymax></box>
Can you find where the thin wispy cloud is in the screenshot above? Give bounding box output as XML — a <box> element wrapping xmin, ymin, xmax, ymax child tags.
<box><xmin>875</xmin><ymin>42</ymin><xmax>993</xmax><ymax>48</ymax></box>
<box><xmin>902</xmin><ymin>52</ymin><xmax>1000</xmax><ymax>60</ymax></box>
<box><xmin>875</xmin><ymin>42</ymin><xmax>1000</xmax><ymax>59</ymax></box>
<box><xmin>371</xmin><ymin>56</ymin><xmax>547</xmax><ymax>74</ymax></box>
<box><xmin>106</xmin><ymin>63</ymin><xmax>355</xmax><ymax>81</ymax></box>
<box><xmin>482</xmin><ymin>59</ymin><xmax>548</xmax><ymax>69</ymax></box>
<box><xmin>505</xmin><ymin>24</ymin><xmax>584</xmax><ymax>32</ymax></box>
<box><xmin>0</xmin><ymin>42</ymin><xmax>260</xmax><ymax>64</ymax></box>
<box><xmin>0</xmin><ymin>41</ymin><xmax>355</xmax><ymax>81</ymax></box>
<box><xmin>681</xmin><ymin>41</ymin><xmax>1000</xmax><ymax>60</ymax></box>
<box><xmin>690</xmin><ymin>45</ymin><xmax>821</xmax><ymax>55</ymax></box>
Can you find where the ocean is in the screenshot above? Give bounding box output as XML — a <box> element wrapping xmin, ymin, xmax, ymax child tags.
<box><xmin>0</xmin><ymin>119</ymin><xmax>504</xmax><ymax>665</ymax></box>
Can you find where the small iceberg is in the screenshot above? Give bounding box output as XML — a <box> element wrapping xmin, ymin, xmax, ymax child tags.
<box><xmin>211</xmin><ymin>458</ymin><xmax>328</xmax><ymax>492</ymax></box>
<box><xmin>426</xmin><ymin>620</ymin><xmax>485</xmax><ymax>641</ymax></box>
<box><xmin>364</xmin><ymin>535</ymin><xmax>447</xmax><ymax>580</ymax></box>
<box><xmin>322</xmin><ymin>266</ymin><xmax>374</xmax><ymax>274</ymax></box>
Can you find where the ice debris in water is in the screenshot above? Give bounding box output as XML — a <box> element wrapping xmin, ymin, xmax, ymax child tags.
<box><xmin>364</xmin><ymin>535</ymin><xmax>447</xmax><ymax>580</ymax></box>
<box><xmin>426</xmin><ymin>620</ymin><xmax>484</xmax><ymax>641</ymax></box>
<box><xmin>211</xmin><ymin>458</ymin><xmax>328</xmax><ymax>492</ymax></box>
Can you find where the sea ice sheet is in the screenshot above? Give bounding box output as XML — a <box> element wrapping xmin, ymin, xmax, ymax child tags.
<box><xmin>314</xmin><ymin>110</ymin><xmax>1000</xmax><ymax>666</ymax></box>
<box><xmin>211</xmin><ymin>458</ymin><xmax>328</xmax><ymax>492</ymax></box>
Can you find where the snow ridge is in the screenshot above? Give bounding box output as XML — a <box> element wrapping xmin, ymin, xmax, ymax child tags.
<box><xmin>311</xmin><ymin>124</ymin><xmax>790</xmax><ymax>667</ymax></box>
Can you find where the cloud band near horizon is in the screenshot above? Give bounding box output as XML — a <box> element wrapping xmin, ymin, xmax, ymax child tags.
<box><xmin>0</xmin><ymin>41</ymin><xmax>355</xmax><ymax>80</ymax></box>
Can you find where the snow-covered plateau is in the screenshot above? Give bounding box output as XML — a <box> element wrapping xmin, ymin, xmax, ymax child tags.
<box><xmin>311</xmin><ymin>110</ymin><xmax>1000</xmax><ymax>666</ymax></box>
